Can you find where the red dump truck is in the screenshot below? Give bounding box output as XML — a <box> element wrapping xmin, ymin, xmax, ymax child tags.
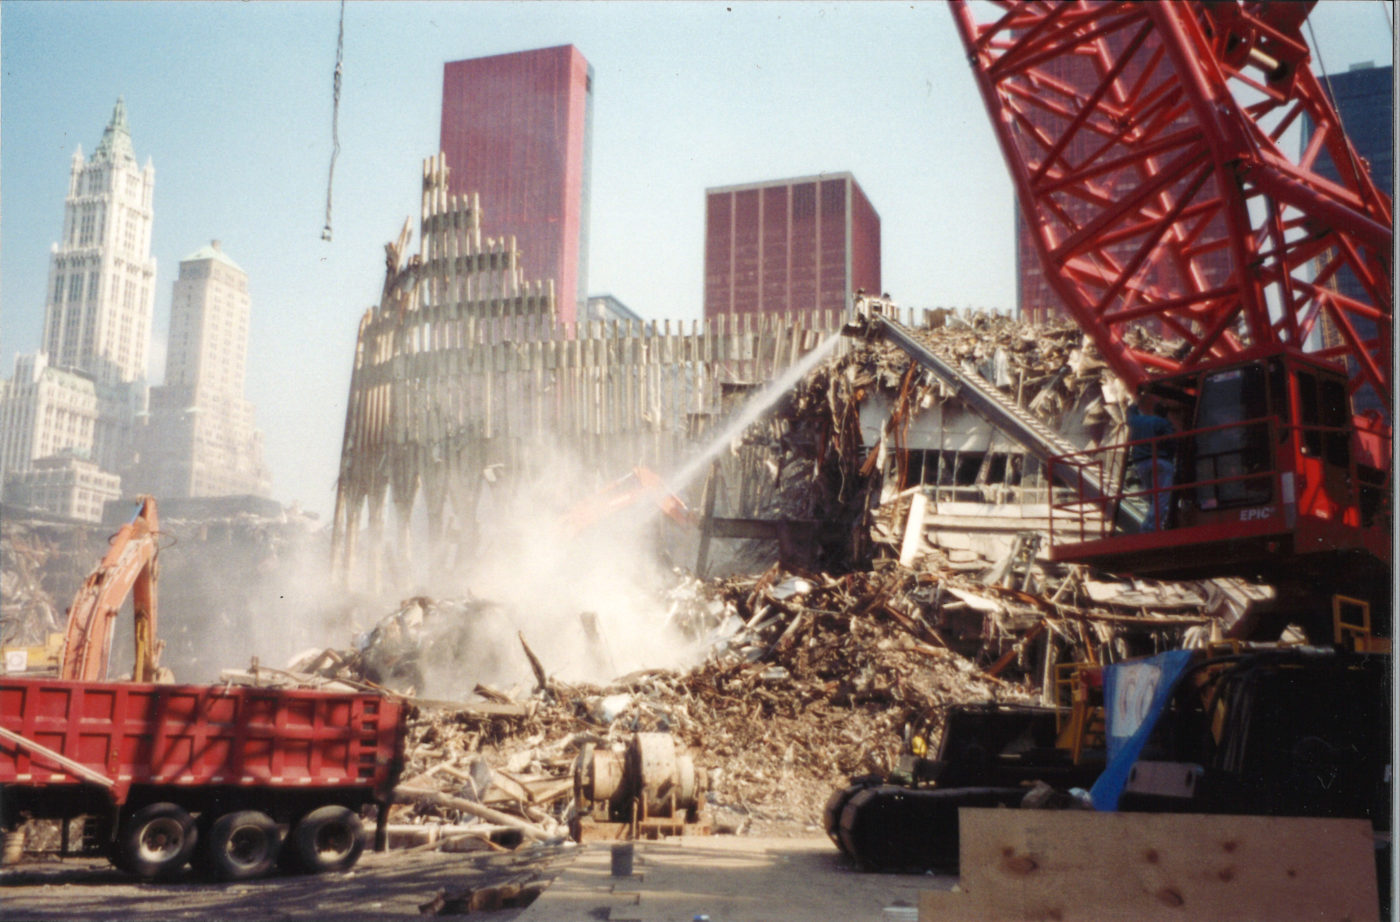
<box><xmin>0</xmin><ymin>677</ymin><xmax>406</xmax><ymax>880</ymax></box>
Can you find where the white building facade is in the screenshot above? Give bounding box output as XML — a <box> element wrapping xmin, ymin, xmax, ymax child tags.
<box><xmin>130</xmin><ymin>241</ymin><xmax>271</xmax><ymax>499</ymax></box>
<box><xmin>0</xmin><ymin>99</ymin><xmax>155</xmax><ymax>521</ymax></box>
<box><xmin>0</xmin><ymin>353</ymin><xmax>100</xmax><ymax>473</ymax></box>
<box><xmin>4</xmin><ymin>455</ymin><xmax>121</xmax><ymax>523</ymax></box>
<box><xmin>42</xmin><ymin>98</ymin><xmax>156</xmax><ymax>390</ymax></box>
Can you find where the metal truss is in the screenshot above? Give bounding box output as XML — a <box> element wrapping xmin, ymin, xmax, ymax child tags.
<box><xmin>951</xmin><ymin>0</ymin><xmax>1391</xmax><ymax>412</ymax></box>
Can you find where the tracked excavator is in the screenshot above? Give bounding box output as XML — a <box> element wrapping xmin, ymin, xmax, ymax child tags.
<box><xmin>830</xmin><ymin>0</ymin><xmax>1391</xmax><ymax>876</ymax></box>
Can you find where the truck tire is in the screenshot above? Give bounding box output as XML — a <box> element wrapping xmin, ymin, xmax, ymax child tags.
<box><xmin>116</xmin><ymin>802</ymin><xmax>197</xmax><ymax>879</ymax></box>
<box><xmin>288</xmin><ymin>805</ymin><xmax>363</xmax><ymax>874</ymax></box>
<box><xmin>202</xmin><ymin>811</ymin><xmax>281</xmax><ymax>881</ymax></box>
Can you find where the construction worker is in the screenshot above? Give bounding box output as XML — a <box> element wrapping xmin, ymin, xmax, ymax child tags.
<box><xmin>1128</xmin><ymin>397</ymin><xmax>1175</xmax><ymax>530</ymax></box>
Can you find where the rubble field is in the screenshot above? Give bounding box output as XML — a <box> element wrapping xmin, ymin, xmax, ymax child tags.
<box><xmin>238</xmin><ymin>548</ymin><xmax>1226</xmax><ymax>851</ymax></box>
<box><xmin>2</xmin><ymin>315</ymin><xmax>1256</xmax><ymax>861</ymax></box>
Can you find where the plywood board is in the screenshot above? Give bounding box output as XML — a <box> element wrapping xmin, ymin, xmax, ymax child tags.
<box><xmin>920</xmin><ymin>809</ymin><xmax>1379</xmax><ymax>922</ymax></box>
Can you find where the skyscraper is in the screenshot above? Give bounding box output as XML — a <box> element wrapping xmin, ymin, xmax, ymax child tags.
<box><xmin>0</xmin><ymin>99</ymin><xmax>153</xmax><ymax>518</ymax></box>
<box><xmin>42</xmin><ymin>98</ymin><xmax>156</xmax><ymax>388</ymax></box>
<box><xmin>131</xmin><ymin>241</ymin><xmax>270</xmax><ymax>499</ymax></box>
<box><xmin>440</xmin><ymin>45</ymin><xmax>594</xmax><ymax>324</ymax></box>
<box><xmin>704</xmin><ymin>173</ymin><xmax>880</xmax><ymax>322</ymax></box>
<box><xmin>1312</xmin><ymin>63</ymin><xmax>1393</xmax><ymax>201</ymax></box>
<box><xmin>1303</xmin><ymin>61</ymin><xmax>1392</xmax><ymax>413</ymax></box>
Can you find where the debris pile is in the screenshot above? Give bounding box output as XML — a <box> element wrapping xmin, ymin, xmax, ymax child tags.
<box><xmin>250</xmin><ymin>539</ymin><xmax>1225</xmax><ymax>851</ymax></box>
<box><xmin>1</xmin><ymin>520</ymin><xmax>101</xmax><ymax>649</ymax></box>
<box><xmin>370</xmin><ymin>567</ymin><xmax>1030</xmax><ymax>844</ymax></box>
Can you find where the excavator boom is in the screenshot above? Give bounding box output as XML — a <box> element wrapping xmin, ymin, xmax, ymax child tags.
<box><xmin>59</xmin><ymin>496</ymin><xmax>162</xmax><ymax>682</ymax></box>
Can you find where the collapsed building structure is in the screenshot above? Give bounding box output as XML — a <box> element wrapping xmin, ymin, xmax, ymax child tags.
<box><xmin>326</xmin><ymin>155</ymin><xmax>1170</xmax><ymax>600</ymax></box>
<box><xmin>252</xmin><ymin>266</ymin><xmax>1282</xmax><ymax>846</ymax></box>
<box><xmin>1</xmin><ymin>286</ymin><xmax>1296</xmax><ymax>868</ymax></box>
<box><xmin>330</xmin><ymin>154</ymin><xmax>843</xmax><ymax>592</ymax></box>
<box><xmin>0</xmin><ymin>162</ymin><xmax>1316</xmax><ymax>876</ymax></box>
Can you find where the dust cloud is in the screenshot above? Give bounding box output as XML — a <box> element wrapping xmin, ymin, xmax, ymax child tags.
<box><xmin>408</xmin><ymin>450</ymin><xmax>703</xmax><ymax>700</ymax></box>
<box><xmin>105</xmin><ymin>514</ymin><xmax>346</xmax><ymax>684</ymax></box>
<box><xmin>95</xmin><ymin>341</ymin><xmax>841</xmax><ymax>694</ymax></box>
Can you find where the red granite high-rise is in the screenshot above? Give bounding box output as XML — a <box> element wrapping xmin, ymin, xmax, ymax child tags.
<box><xmin>441</xmin><ymin>45</ymin><xmax>593</xmax><ymax>324</ymax></box>
<box><xmin>704</xmin><ymin>173</ymin><xmax>880</xmax><ymax>322</ymax></box>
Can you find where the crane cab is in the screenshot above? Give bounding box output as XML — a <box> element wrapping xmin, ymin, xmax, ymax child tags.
<box><xmin>1049</xmin><ymin>349</ymin><xmax>1390</xmax><ymax>634</ymax></box>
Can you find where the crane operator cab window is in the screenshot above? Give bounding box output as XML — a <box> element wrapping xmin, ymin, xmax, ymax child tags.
<box><xmin>1189</xmin><ymin>357</ymin><xmax>1357</xmax><ymax>522</ymax></box>
<box><xmin>1296</xmin><ymin>370</ymin><xmax>1351</xmax><ymax>466</ymax></box>
<box><xmin>1192</xmin><ymin>363</ymin><xmax>1273</xmax><ymax>510</ymax></box>
<box><xmin>1293</xmin><ymin>366</ymin><xmax>1354</xmax><ymax>516</ymax></box>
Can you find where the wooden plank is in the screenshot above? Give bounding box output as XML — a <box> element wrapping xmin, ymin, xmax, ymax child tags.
<box><xmin>920</xmin><ymin>809</ymin><xmax>1379</xmax><ymax>922</ymax></box>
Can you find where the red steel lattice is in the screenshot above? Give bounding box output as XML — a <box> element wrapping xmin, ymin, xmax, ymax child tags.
<box><xmin>950</xmin><ymin>0</ymin><xmax>1392</xmax><ymax>413</ymax></box>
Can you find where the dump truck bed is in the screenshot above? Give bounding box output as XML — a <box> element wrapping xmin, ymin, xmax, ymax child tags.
<box><xmin>0</xmin><ymin>678</ymin><xmax>406</xmax><ymax>806</ymax></box>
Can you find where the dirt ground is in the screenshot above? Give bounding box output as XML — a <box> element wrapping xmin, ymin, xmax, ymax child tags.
<box><xmin>0</xmin><ymin>846</ymin><xmax>573</xmax><ymax>921</ymax></box>
<box><xmin>1</xmin><ymin>831</ymin><xmax>941</xmax><ymax>922</ymax></box>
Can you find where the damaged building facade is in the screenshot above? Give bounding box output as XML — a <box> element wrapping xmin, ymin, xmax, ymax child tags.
<box><xmin>330</xmin><ymin>156</ymin><xmax>1136</xmax><ymax>597</ymax></box>
<box><xmin>854</xmin><ymin>309</ymin><xmax>1127</xmax><ymax>568</ymax></box>
<box><xmin>331</xmin><ymin>154</ymin><xmax>845</xmax><ymax>591</ymax></box>
<box><xmin>329</xmin><ymin>156</ymin><xmax>1161</xmax><ymax>601</ymax></box>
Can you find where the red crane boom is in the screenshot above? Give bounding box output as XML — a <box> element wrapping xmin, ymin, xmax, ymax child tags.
<box><xmin>950</xmin><ymin>0</ymin><xmax>1392</xmax><ymax>637</ymax></box>
<box><xmin>950</xmin><ymin>0</ymin><xmax>1391</xmax><ymax>409</ymax></box>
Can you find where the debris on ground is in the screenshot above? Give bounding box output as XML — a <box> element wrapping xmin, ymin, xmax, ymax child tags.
<box><xmin>227</xmin><ymin>540</ymin><xmax>1227</xmax><ymax>853</ymax></box>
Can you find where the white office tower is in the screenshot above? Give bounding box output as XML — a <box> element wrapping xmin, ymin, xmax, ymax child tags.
<box><xmin>132</xmin><ymin>241</ymin><xmax>271</xmax><ymax>499</ymax></box>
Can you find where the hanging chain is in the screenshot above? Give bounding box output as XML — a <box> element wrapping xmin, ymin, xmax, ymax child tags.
<box><xmin>322</xmin><ymin>0</ymin><xmax>345</xmax><ymax>242</ymax></box>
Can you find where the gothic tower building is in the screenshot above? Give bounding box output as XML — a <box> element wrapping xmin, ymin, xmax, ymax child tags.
<box><xmin>1</xmin><ymin>99</ymin><xmax>153</xmax><ymax>518</ymax></box>
<box><xmin>42</xmin><ymin>98</ymin><xmax>156</xmax><ymax>388</ymax></box>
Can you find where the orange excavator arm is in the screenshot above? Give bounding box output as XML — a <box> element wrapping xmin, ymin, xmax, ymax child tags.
<box><xmin>59</xmin><ymin>496</ymin><xmax>163</xmax><ymax>682</ymax></box>
<box><xmin>561</xmin><ymin>466</ymin><xmax>697</xmax><ymax>536</ymax></box>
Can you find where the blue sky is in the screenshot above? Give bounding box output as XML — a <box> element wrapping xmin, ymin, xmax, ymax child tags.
<box><xmin>2</xmin><ymin>1</ymin><xmax>1392</xmax><ymax>518</ymax></box>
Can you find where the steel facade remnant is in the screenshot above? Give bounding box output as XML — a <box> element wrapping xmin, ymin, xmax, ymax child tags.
<box><xmin>331</xmin><ymin>155</ymin><xmax>842</xmax><ymax>589</ymax></box>
<box><xmin>332</xmin><ymin>155</ymin><xmax>558</xmax><ymax>590</ymax></box>
<box><xmin>950</xmin><ymin>1</ymin><xmax>1392</xmax><ymax>410</ymax></box>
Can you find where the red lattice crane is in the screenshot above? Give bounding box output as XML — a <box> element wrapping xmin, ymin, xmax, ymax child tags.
<box><xmin>951</xmin><ymin>1</ymin><xmax>1392</xmax><ymax>637</ymax></box>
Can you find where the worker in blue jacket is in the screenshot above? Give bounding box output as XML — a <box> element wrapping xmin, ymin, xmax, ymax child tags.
<box><xmin>1128</xmin><ymin>397</ymin><xmax>1175</xmax><ymax>530</ymax></box>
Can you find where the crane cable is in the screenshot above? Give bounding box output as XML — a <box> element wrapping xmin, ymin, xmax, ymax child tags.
<box><xmin>322</xmin><ymin>0</ymin><xmax>346</xmax><ymax>242</ymax></box>
<box><xmin>1303</xmin><ymin>14</ymin><xmax>1370</xmax><ymax>199</ymax></box>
